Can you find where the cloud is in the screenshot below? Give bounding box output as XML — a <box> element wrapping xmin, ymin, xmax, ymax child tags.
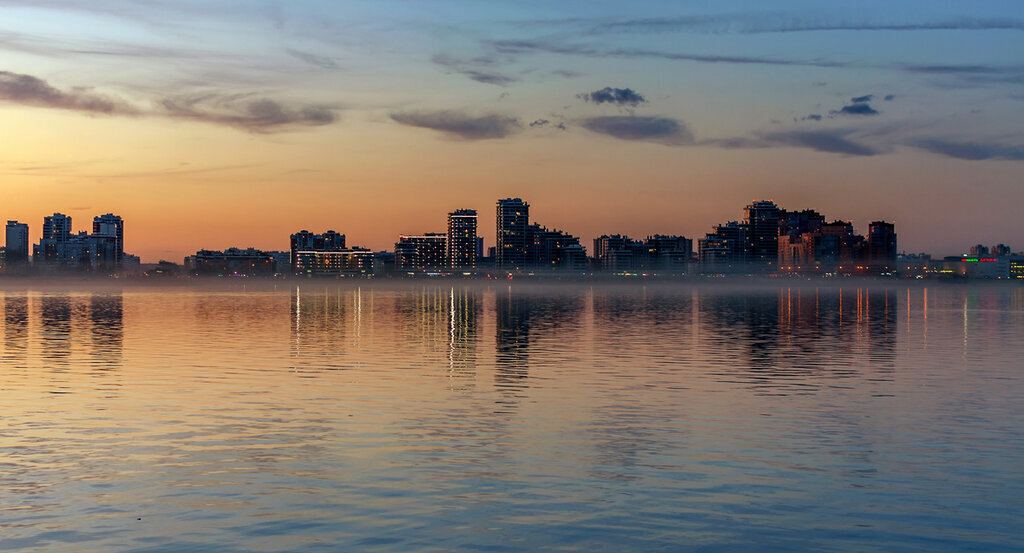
<box><xmin>488</xmin><ymin>39</ymin><xmax>849</xmax><ymax>69</ymax></box>
<box><xmin>911</xmin><ymin>139</ymin><xmax>1024</xmax><ymax>161</ymax></box>
<box><xmin>432</xmin><ymin>54</ymin><xmax>517</xmax><ymax>86</ymax></box>
<box><xmin>708</xmin><ymin>129</ymin><xmax>879</xmax><ymax>157</ymax></box>
<box><xmin>851</xmin><ymin>94</ymin><xmax>873</xmax><ymax>103</ymax></box>
<box><xmin>160</xmin><ymin>94</ymin><xmax>336</xmax><ymax>132</ymax></box>
<box><xmin>797</xmin><ymin>114</ymin><xmax>823</xmax><ymax>122</ymax></box>
<box><xmin>286</xmin><ymin>48</ymin><xmax>339</xmax><ymax>69</ymax></box>
<box><xmin>0</xmin><ymin>70</ymin><xmax>139</xmax><ymax>115</ymax></box>
<box><xmin>764</xmin><ymin>130</ymin><xmax>878</xmax><ymax>156</ymax></box>
<box><xmin>580</xmin><ymin>116</ymin><xmax>693</xmax><ymax>145</ymax></box>
<box><xmin>832</xmin><ymin>103</ymin><xmax>879</xmax><ymax>116</ymax></box>
<box><xmin>577</xmin><ymin>87</ymin><xmax>647</xmax><ymax>107</ymax></box>
<box><xmin>594</xmin><ymin>14</ymin><xmax>1024</xmax><ymax>35</ymax></box>
<box><xmin>0</xmin><ymin>70</ymin><xmax>337</xmax><ymax>132</ymax></box>
<box><xmin>884</xmin><ymin>94</ymin><xmax>895</xmax><ymax>101</ymax></box>
<box><xmin>390</xmin><ymin>110</ymin><xmax>521</xmax><ymax>140</ymax></box>
<box><xmin>530</xmin><ymin>119</ymin><xmax>549</xmax><ymax>127</ymax></box>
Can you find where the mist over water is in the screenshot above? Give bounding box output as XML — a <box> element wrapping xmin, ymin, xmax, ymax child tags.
<box><xmin>1</xmin><ymin>282</ymin><xmax>1022</xmax><ymax>552</ymax></box>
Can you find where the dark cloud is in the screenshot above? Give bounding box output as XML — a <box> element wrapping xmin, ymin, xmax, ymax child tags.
<box><xmin>0</xmin><ymin>70</ymin><xmax>337</xmax><ymax>132</ymax></box>
<box><xmin>530</xmin><ymin>119</ymin><xmax>549</xmax><ymax>127</ymax></box>
<box><xmin>832</xmin><ymin>103</ymin><xmax>879</xmax><ymax>116</ymax></box>
<box><xmin>488</xmin><ymin>39</ymin><xmax>849</xmax><ymax>69</ymax></box>
<box><xmin>432</xmin><ymin>54</ymin><xmax>517</xmax><ymax>86</ymax></box>
<box><xmin>851</xmin><ymin>94</ymin><xmax>873</xmax><ymax>103</ymax></box>
<box><xmin>577</xmin><ymin>87</ymin><xmax>647</xmax><ymax>107</ymax></box>
<box><xmin>884</xmin><ymin>94</ymin><xmax>895</xmax><ymax>101</ymax></box>
<box><xmin>798</xmin><ymin>114</ymin><xmax>823</xmax><ymax>122</ymax></box>
<box><xmin>707</xmin><ymin>129</ymin><xmax>879</xmax><ymax>157</ymax></box>
<box><xmin>580</xmin><ymin>116</ymin><xmax>693</xmax><ymax>145</ymax></box>
<box><xmin>594</xmin><ymin>14</ymin><xmax>1024</xmax><ymax>35</ymax></box>
<box><xmin>549</xmin><ymin>69</ymin><xmax>581</xmax><ymax>78</ymax></box>
<box><xmin>160</xmin><ymin>95</ymin><xmax>336</xmax><ymax>132</ymax></box>
<box><xmin>0</xmin><ymin>70</ymin><xmax>139</xmax><ymax>114</ymax></box>
<box><xmin>763</xmin><ymin>130</ymin><xmax>878</xmax><ymax>156</ymax></box>
<box><xmin>902</xmin><ymin>63</ymin><xmax>1024</xmax><ymax>88</ymax></box>
<box><xmin>911</xmin><ymin>139</ymin><xmax>1024</xmax><ymax>161</ymax></box>
<box><xmin>390</xmin><ymin>110</ymin><xmax>520</xmax><ymax>140</ymax></box>
<box><xmin>286</xmin><ymin>48</ymin><xmax>339</xmax><ymax>69</ymax></box>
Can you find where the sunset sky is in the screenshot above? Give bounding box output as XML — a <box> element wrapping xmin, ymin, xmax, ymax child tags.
<box><xmin>2</xmin><ymin>0</ymin><xmax>1023</xmax><ymax>262</ymax></box>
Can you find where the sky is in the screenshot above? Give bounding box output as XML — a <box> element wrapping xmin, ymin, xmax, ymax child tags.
<box><xmin>2</xmin><ymin>0</ymin><xmax>1023</xmax><ymax>262</ymax></box>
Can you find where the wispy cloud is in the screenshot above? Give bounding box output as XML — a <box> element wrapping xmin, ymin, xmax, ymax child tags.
<box><xmin>286</xmin><ymin>48</ymin><xmax>339</xmax><ymax>70</ymax></box>
<box><xmin>160</xmin><ymin>94</ymin><xmax>337</xmax><ymax>132</ymax></box>
<box><xmin>489</xmin><ymin>39</ymin><xmax>848</xmax><ymax>69</ymax></box>
<box><xmin>593</xmin><ymin>13</ymin><xmax>1024</xmax><ymax>35</ymax></box>
<box><xmin>911</xmin><ymin>139</ymin><xmax>1024</xmax><ymax>161</ymax></box>
<box><xmin>708</xmin><ymin>129</ymin><xmax>880</xmax><ymax>157</ymax></box>
<box><xmin>432</xmin><ymin>53</ymin><xmax>517</xmax><ymax>86</ymax></box>
<box><xmin>0</xmin><ymin>70</ymin><xmax>140</xmax><ymax>114</ymax></box>
<box><xmin>580</xmin><ymin>116</ymin><xmax>693</xmax><ymax>145</ymax></box>
<box><xmin>390</xmin><ymin>110</ymin><xmax>521</xmax><ymax>140</ymax></box>
<box><xmin>0</xmin><ymin>70</ymin><xmax>338</xmax><ymax>132</ymax></box>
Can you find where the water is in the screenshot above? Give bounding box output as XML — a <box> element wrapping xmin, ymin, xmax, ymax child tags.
<box><xmin>1</xmin><ymin>282</ymin><xmax>1022</xmax><ymax>552</ymax></box>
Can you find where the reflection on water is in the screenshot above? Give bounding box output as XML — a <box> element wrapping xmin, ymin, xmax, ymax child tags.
<box><xmin>90</xmin><ymin>293</ymin><xmax>123</xmax><ymax>369</ymax></box>
<box><xmin>1</xmin><ymin>283</ymin><xmax>1023</xmax><ymax>553</ymax></box>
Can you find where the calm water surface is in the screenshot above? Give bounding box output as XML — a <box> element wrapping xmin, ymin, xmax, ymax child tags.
<box><xmin>1</xmin><ymin>282</ymin><xmax>1022</xmax><ymax>552</ymax></box>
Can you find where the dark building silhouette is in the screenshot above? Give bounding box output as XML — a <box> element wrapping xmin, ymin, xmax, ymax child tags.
<box><xmin>866</xmin><ymin>221</ymin><xmax>897</xmax><ymax>274</ymax></box>
<box><xmin>447</xmin><ymin>209</ymin><xmax>478</xmax><ymax>270</ymax></box>
<box><xmin>395</xmin><ymin>233</ymin><xmax>447</xmax><ymax>272</ymax></box>
<box><xmin>5</xmin><ymin>221</ymin><xmax>29</xmax><ymax>267</ymax></box>
<box><xmin>699</xmin><ymin>221</ymin><xmax>748</xmax><ymax>270</ymax></box>
<box><xmin>495</xmin><ymin>197</ymin><xmax>586</xmax><ymax>271</ymax></box>
<box><xmin>290</xmin><ymin>230</ymin><xmax>345</xmax><ymax>272</ymax></box>
<box><xmin>496</xmin><ymin>198</ymin><xmax>530</xmax><ymax>269</ymax></box>
<box><xmin>188</xmin><ymin>247</ymin><xmax>277</xmax><ymax>276</ymax></box>
<box><xmin>745</xmin><ymin>200</ymin><xmax>781</xmax><ymax>267</ymax></box>
<box><xmin>32</xmin><ymin>212</ymin><xmax>125</xmax><ymax>273</ymax></box>
<box><xmin>92</xmin><ymin>214</ymin><xmax>124</xmax><ymax>270</ymax></box>
<box><xmin>595</xmin><ymin>234</ymin><xmax>692</xmax><ymax>273</ymax></box>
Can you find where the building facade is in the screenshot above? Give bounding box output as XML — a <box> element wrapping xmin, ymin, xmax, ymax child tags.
<box><xmin>5</xmin><ymin>220</ymin><xmax>29</xmax><ymax>267</ymax></box>
<box><xmin>395</xmin><ymin>234</ymin><xmax>448</xmax><ymax>272</ymax></box>
<box><xmin>447</xmin><ymin>209</ymin><xmax>478</xmax><ymax>270</ymax></box>
<box><xmin>496</xmin><ymin>198</ymin><xmax>529</xmax><ymax>269</ymax></box>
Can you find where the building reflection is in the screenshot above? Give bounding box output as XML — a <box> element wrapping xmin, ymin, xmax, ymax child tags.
<box><xmin>290</xmin><ymin>286</ymin><xmax>350</xmax><ymax>370</ymax></box>
<box><xmin>4</xmin><ymin>293</ymin><xmax>29</xmax><ymax>362</ymax></box>
<box><xmin>494</xmin><ymin>288</ymin><xmax>586</xmax><ymax>404</ymax></box>
<box><xmin>699</xmin><ymin>287</ymin><xmax>898</xmax><ymax>393</ymax></box>
<box><xmin>89</xmin><ymin>293</ymin><xmax>123</xmax><ymax>369</ymax></box>
<box><xmin>447</xmin><ymin>287</ymin><xmax>479</xmax><ymax>390</ymax></box>
<box><xmin>40</xmin><ymin>294</ymin><xmax>73</xmax><ymax>366</ymax></box>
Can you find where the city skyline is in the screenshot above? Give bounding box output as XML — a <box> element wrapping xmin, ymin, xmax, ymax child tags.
<box><xmin>2</xmin><ymin>1</ymin><xmax>1024</xmax><ymax>262</ymax></box>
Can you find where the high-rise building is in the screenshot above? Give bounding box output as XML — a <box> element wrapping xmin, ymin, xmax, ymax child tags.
<box><xmin>969</xmin><ymin>244</ymin><xmax>990</xmax><ymax>257</ymax></box>
<box><xmin>92</xmin><ymin>214</ymin><xmax>124</xmax><ymax>268</ymax></box>
<box><xmin>594</xmin><ymin>234</ymin><xmax>643</xmax><ymax>272</ymax></box>
<box><xmin>447</xmin><ymin>209</ymin><xmax>478</xmax><ymax>269</ymax></box>
<box><xmin>644</xmin><ymin>235</ymin><xmax>692</xmax><ymax>273</ymax></box>
<box><xmin>395</xmin><ymin>233</ymin><xmax>447</xmax><ymax>272</ymax></box>
<box><xmin>290</xmin><ymin>230</ymin><xmax>346</xmax><ymax>272</ymax></box>
<box><xmin>32</xmin><ymin>213</ymin><xmax>125</xmax><ymax>273</ymax></box>
<box><xmin>866</xmin><ymin>221</ymin><xmax>897</xmax><ymax>274</ymax></box>
<box><xmin>38</xmin><ymin>213</ymin><xmax>72</xmax><ymax>264</ymax></box>
<box><xmin>5</xmin><ymin>221</ymin><xmax>29</xmax><ymax>266</ymax></box>
<box><xmin>529</xmin><ymin>226</ymin><xmax>587</xmax><ymax>271</ymax></box>
<box><xmin>699</xmin><ymin>221</ymin><xmax>748</xmax><ymax>269</ymax></box>
<box><xmin>496</xmin><ymin>198</ymin><xmax>529</xmax><ymax>269</ymax></box>
<box><xmin>745</xmin><ymin>200</ymin><xmax>781</xmax><ymax>266</ymax></box>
